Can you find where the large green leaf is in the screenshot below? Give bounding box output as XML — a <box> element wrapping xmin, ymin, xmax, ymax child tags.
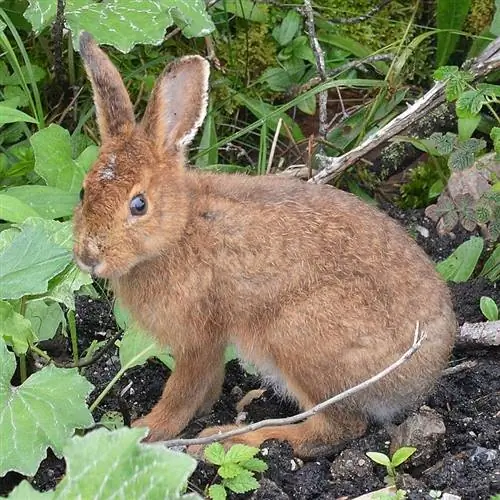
<box><xmin>436</xmin><ymin>236</ymin><xmax>484</xmax><ymax>282</ymax></box>
<box><xmin>2</xmin><ymin>185</ymin><xmax>79</xmax><ymax>220</ymax></box>
<box><xmin>0</xmin><ymin>194</ymin><xmax>41</xmax><ymax>223</ymax></box>
<box><xmin>0</xmin><ymin>300</ymin><xmax>36</xmax><ymax>354</ymax></box>
<box><xmin>25</xmin><ymin>0</ymin><xmax>215</xmax><ymax>53</ymax></box>
<box><xmin>31</xmin><ymin>124</ymin><xmax>88</xmax><ymax>193</ymax></box>
<box><xmin>436</xmin><ymin>0</ymin><xmax>472</xmax><ymax>66</ymax></box>
<box><xmin>0</xmin><ymin>219</ymin><xmax>73</xmax><ymax>300</ymax></box>
<box><xmin>491</xmin><ymin>0</ymin><xmax>500</xmax><ymax>35</ymax></box>
<box><xmin>9</xmin><ymin>427</ymin><xmax>200</xmax><ymax>499</ymax></box>
<box><xmin>25</xmin><ymin>300</ymin><xmax>65</xmax><ymax>342</ymax></box>
<box><xmin>0</xmin><ymin>337</ymin><xmax>94</xmax><ymax>476</ymax></box>
<box><xmin>45</xmin><ymin>264</ymin><xmax>94</xmax><ymax>310</ymax></box>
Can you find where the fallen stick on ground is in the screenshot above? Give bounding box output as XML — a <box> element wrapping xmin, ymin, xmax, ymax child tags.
<box><xmin>456</xmin><ymin>321</ymin><xmax>500</xmax><ymax>347</ymax></box>
<box><xmin>161</xmin><ymin>323</ymin><xmax>425</xmax><ymax>449</ymax></box>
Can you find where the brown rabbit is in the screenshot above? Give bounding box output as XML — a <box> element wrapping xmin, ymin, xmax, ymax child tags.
<box><xmin>74</xmin><ymin>32</ymin><xmax>456</xmax><ymax>458</ymax></box>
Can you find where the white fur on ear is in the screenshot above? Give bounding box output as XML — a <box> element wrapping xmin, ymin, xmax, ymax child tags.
<box><xmin>178</xmin><ymin>56</ymin><xmax>210</xmax><ymax>148</ymax></box>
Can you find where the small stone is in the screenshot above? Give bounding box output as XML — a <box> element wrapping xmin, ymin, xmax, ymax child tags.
<box><xmin>390</xmin><ymin>406</ymin><xmax>446</xmax><ymax>467</ymax></box>
<box><xmin>251</xmin><ymin>478</ymin><xmax>289</xmax><ymax>500</ymax></box>
<box><xmin>330</xmin><ymin>449</ymin><xmax>375</xmax><ymax>481</ymax></box>
<box><xmin>415</xmin><ymin>225</ymin><xmax>430</xmax><ymax>238</ymax></box>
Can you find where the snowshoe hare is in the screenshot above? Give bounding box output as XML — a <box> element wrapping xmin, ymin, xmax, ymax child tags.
<box><xmin>74</xmin><ymin>33</ymin><xmax>456</xmax><ymax>457</ymax></box>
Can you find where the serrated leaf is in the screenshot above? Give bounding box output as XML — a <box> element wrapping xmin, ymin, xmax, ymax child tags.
<box><xmin>205</xmin><ymin>442</ymin><xmax>226</xmax><ymax>466</ymax></box>
<box><xmin>0</xmin><ymin>219</ymin><xmax>72</xmax><ymax>300</ymax></box>
<box><xmin>391</xmin><ymin>446</ymin><xmax>416</xmax><ymax>467</ymax></box>
<box><xmin>223</xmin><ymin>469</ymin><xmax>260</xmax><ymax>494</ymax></box>
<box><xmin>456</xmin><ymin>89</ymin><xmax>485</xmax><ymax>116</ymax></box>
<box><xmin>480</xmin><ymin>296</ymin><xmax>499</xmax><ymax>321</ymax></box>
<box><xmin>0</xmin><ymin>337</ymin><xmax>94</xmax><ymax>476</ymax></box>
<box><xmin>225</xmin><ymin>444</ymin><xmax>259</xmax><ymax>464</ymax></box>
<box><xmin>433</xmin><ymin>65</ymin><xmax>460</xmax><ymax>80</ymax></box>
<box><xmin>45</xmin><ymin>264</ymin><xmax>93</xmax><ymax>310</ymax></box>
<box><xmin>0</xmin><ymin>104</ymin><xmax>38</xmax><ymax>125</ymax></box>
<box><xmin>25</xmin><ymin>300</ymin><xmax>65</xmax><ymax>342</ymax></box>
<box><xmin>0</xmin><ymin>300</ymin><xmax>36</xmax><ymax>354</ymax></box>
<box><xmin>0</xmin><ymin>194</ymin><xmax>41</xmax><ymax>223</ymax></box>
<box><xmin>429</xmin><ymin>132</ymin><xmax>456</xmax><ymax>155</ymax></box>
<box><xmin>449</xmin><ymin>148</ymin><xmax>475</xmax><ymax>171</ymax></box>
<box><xmin>242</xmin><ymin>457</ymin><xmax>268</xmax><ymax>473</ymax></box>
<box><xmin>8</xmin><ymin>427</ymin><xmax>199</xmax><ymax>499</ymax></box>
<box><xmin>219</xmin><ymin>462</ymin><xmax>244</xmax><ymax>479</ymax></box>
<box><xmin>31</xmin><ymin>124</ymin><xmax>86</xmax><ymax>193</ymax></box>
<box><xmin>366</xmin><ymin>452</ymin><xmax>392</xmax><ymax>467</ymax></box>
<box><xmin>436</xmin><ymin>236</ymin><xmax>484</xmax><ymax>282</ymax></box>
<box><xmin>208</xmin><ymin>484</ymin><xmax>227</xmax><ymax>500</ymax></box>
<box><xmin>3</xmin><ymin>185</ymin><xmax>79</xmax><ymax>220</ymax></box>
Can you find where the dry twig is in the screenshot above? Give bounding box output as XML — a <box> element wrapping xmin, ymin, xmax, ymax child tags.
<box><xmin>161</xmin><ymin>323</ymin><xmax>425</xmax><ymax>448</ymax></box>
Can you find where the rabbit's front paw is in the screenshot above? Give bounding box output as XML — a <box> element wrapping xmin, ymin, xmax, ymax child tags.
<box><xmin>131</xmin><ymin>415</ymin><xmax>171</xmax><ymax>442</ymax></box>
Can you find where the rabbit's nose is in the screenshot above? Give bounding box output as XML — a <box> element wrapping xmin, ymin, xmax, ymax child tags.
<box><xmin>74</xmin><ymin>250</ymin><xmax>100</xmax><ymax>273</ymax></box>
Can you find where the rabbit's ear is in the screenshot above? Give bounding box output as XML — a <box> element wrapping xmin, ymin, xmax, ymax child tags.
<box><xmin>79</xmin><ymin>32</ymin><xmax>135</xmax><ymax>141</ymax></box>
<box><xmin>141</xmin><ymin>55</ymin><xmax>209</xmax><ymax>154</ymax></box>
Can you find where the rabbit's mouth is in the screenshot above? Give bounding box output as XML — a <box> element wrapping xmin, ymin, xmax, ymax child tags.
<box><xmin>74</xmin><ymin>253</ymin><xmax>114</xmax><ymax>279</ymax></box>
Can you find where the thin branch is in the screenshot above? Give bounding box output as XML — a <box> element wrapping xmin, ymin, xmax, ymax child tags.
<box><xmin>309</xmin><ymin>36</ymin><xmax>500</xmax><ymax>185</ymax></box>
<box><xmin>161</xmin><ymin>323</ymin><xmax>426</xmax><ymax>448</ymax></box>
<box><xmin>328</xmin><ymin>0</ymin><xmax>393</xmax><ymax>25</ymax></box>
<box><xmin>302</xmin><ymin>0</ymin><xmax>328</xmax><ymax>143</ymax></box>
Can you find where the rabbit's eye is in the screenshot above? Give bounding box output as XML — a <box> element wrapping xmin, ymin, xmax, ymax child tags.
<box><xmin>130</xmin><ymin>194</ymin><xmax>147</xmax><ymax>216</ymax></box>
<box><xmin>79</xmin><ymin>188</ymin><xmax>85</xmax><ymax>201</ymax></box>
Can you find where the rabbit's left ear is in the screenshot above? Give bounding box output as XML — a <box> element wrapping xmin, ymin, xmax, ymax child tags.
<box><xmin>141</xmin><ymin>55</ymin><xmax>210</xmax><ymax>155</ymax></box>
<box><xmin>79</xmin><ymin>32</ymin><xmax>135</xmax><ymax>141</ymax></box>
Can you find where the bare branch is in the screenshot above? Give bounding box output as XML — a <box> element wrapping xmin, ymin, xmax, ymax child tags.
<box><xmin>309</xmin><ymin>36</ymin><xmax>500</xmax><ymax>185</ymax></box>
<box><xmin>161</xmin><ymin>323</ymin><xmax>426</xmax><ymax>448</ymax></box>
<box><xmin>327</xmin><ymin>0</ymin><xmax>393</xmax><ymax>25</ymax></box>
<box><xmin>301</xmin><ymin>0</ymin><xmax>328</xmax><ymax>142</ymax></box>
<box><xmin>456</xmin><ymin>321</ymin><xmax>500</xmax><ymax>347</ymax></box>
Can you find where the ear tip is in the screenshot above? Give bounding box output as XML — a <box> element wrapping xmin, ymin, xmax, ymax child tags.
<box><xmin>169</xmin><ymin>55</ymin><xmax>210</xmax><ymax>78</ymax></box>
<box><xmin>79</xmin><ymin>31</ymin><xmax>95</xmax><ymax>56</ymax></box>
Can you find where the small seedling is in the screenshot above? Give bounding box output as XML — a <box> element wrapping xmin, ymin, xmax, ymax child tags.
<box><xmin>480</xmin><ymin>296</ymin><xmax>499</xmax><ymax>321</ymax></box>
<box><xmin>366</xmin><ymin>446</ymin><xmax>416</xmax><ymax>486</ymax></box>
<box><xmin>204</xmin><ymin>442</ymin><xmax>268</xmax><ymax>500</ymax></box>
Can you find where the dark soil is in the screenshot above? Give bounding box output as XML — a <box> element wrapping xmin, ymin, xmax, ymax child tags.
<box><xmin>1</xmin><ymin>209</ymin><xmax>499</xmax><ymax>500</ymax></box>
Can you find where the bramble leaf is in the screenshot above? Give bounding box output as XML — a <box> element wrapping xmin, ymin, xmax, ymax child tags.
<box><xmin>0</xmin><ymin>337</ymin><xmax>94</xmax><ymax>476</ymax></box>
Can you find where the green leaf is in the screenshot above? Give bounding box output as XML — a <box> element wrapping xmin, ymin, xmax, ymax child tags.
<box><xmin>272</xmin><ymin>9</ymin><xmax>301</xmax><ymax>46</ymax></box>
<box><xmin>0</xmin><ymin>219</ymin><xmax>72</xmax><ymax>300</ymax></box>
<box><xmin>0</xmin><ymin>300</ymin><xmax>36</xmax><ymax>354</ymax></box>
<box><xmin>491</xmin><ymin>127</ymin><xmax>500</xmax><ymax>157</ymax></box>
<box><xmin>8</xmin><ymin>427</ymin><xmax>199</xmax><ymax>499</ymax></box>
<box><xmin>45</xmin><ymin>264</ymin><xmax>93</xmax><ymax>310</ymax></box>
<box><xmin>31</xmin><ymin>124</ymin><xmax>86</xmax><ymax>193</ymax></box>
<box><xmin>436</xmin><ymin>236</ymin><xmax>484</xmax><ymax>282</ymax></box>
<box><xmin>225</xmin><ymin>444</ymin><xmax>260</xmax><ymax>464</ymax></box>
<box><xmin>195</xmin><ymin>99</ymin><xmax>218</xmax><ymax>169</ymax></box>
<box><xmin>480</xmin><ymin>245</ymin><xmax>500</xmax><ymax>281</ymax></box>
<box><xmin>219</xmin><ymin>462</ymin><xmax>244</xmax><ymax>479</ymax></box>
<box><xmin>480</xmin><ymin>296</ymin><xmax>499</xmax><ymax>321</ymax></box>
<box><xmin>456</xmin><ymin>89</ymin><xmax>485</xmax><ymax>116</ymax></box>
<box><xmin>0</xmin><ymin>337</ymin><xmax>94</xmax><ymax>476</ymax></box>
<box><xmin>457</xmin><ymin>115</ymin><xmax>481</xmax><ymax>141</ymax></box>
<box><xmin>205</xmin><ymin>442</ymin><xmax>226</xmax><ymax>466</ymax></box>
<box><xmin>366</xmin><ymin>452</ymin><xmax>391</xmax><ymax>467</ymax></box>
<box><xmin>242</xmin><ymin>457</ymin><xmax>268</xmax><ymax>473</ymax></box>
<box><xmin>391</xmin><ymin>446</ymin><xmax>417</xmax><ymax>467</ymax></box>
<box><xmin>297</xmin><ymin>93</ymin><xmax>316</xmax><ymax>115</ymax></box>
<box><xmin>0</xmin><ymin>104</ymin><xmax>38</xmax><ymax>125</ymax></box>
<box><xmin>492</xmin><ymin>0</ymin><xmax>500</xmax><ymax>35</ymax></box>
<box><xmin>223</xmin><ymin>469</ymin><xmax>260</xmax><ymax>494</ymax></box>
<box><xmin>3</xmin><ymin>185</ymin><xmax>79</xmax><ymax>219</ymax></box>
<box><xmin>25</xmin><ymin>0</ymin><xmax>215</xmax><ymax>52</ymax></box>
<box><xmin>214</xmin><ymin>0</ymin><xmax>268</xmax><ymax>23</ymax></box>
<box><xmin>436</xmin><ymin>0</ymin><xmax>472</xmax><ymax>66</ymax></box>
<box><xmin>25</xmin><ymin>300</ymin><xmax>65</xmax><ymax>342</ymax></box>
<box><xmin>0</xmin><ymin>194</ymin><xmax>41</xmax><ymax>223</ymax></box>
<box><xmin>433</xmin><ymin>67</ymin><xmax>474</xmax><ymax>101</ymax></box>
<box><xmin>208</xmin><ymin>484</ymin><xmax>227</xmax><ymax>500</ymax></box>
<box><xmin>429</xmin><ymin>132</ymin><xmax>456</xmax><ymax>155</ymax></box>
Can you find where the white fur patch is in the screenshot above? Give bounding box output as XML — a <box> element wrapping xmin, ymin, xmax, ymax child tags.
<box><xmin>100</xmin><ymin>153</ymin><xmax>116</xmax><ymax>180</ymax></box>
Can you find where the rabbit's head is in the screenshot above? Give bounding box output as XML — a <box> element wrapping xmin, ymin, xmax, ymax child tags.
<box><xmin>73</xmin><ymin>33</ymin><xmax>209</xmax><ymax>278</ymax></box>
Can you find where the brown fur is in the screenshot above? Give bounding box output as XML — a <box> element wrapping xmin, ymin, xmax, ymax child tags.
<box><xmin>74</xmin><ymin>33</ymin><xmax>456</xmax><ymax>457</ymax></box>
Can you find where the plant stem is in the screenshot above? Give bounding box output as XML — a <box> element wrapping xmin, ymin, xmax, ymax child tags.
<box><xmin>67</xmin><ymin>309</ymin><xmax>79</xmax><ymax>365</ymax></box>
<box><xmin>19</xmin><ymin>354</ymin><xmax>27</xmax><ymax>383</ymax></box>
<box><xmin>30</xmin><ymin>345</ymin><xmax>52</xmax><ymax>362</ymax></box>
<box><xmin>89</xmin><ymin>368</ymin><xmax>125</xmax><ymax>412</ymax></box>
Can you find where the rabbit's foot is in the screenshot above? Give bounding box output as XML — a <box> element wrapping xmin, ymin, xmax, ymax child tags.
<box><xmin>131</xmin><ymin>414</ymin><xmax>174</xmax><ymax>442</ymax></box>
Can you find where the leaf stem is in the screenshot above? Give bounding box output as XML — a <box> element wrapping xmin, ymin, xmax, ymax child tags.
<box><xmin>67</xmin><ymin>309</ymin><xmax>79</xmax><ymax>365</ymax></box>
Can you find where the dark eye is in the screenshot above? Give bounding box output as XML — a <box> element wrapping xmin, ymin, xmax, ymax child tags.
<box><xmin>130</xmin><ymin>194</ymin><xmax>147</xmax><ymax>216</ymax></box>
<box><xmin>79</xmin><ymin>187</ymin><xmax>85</xmax><ymax>201</ymax></box>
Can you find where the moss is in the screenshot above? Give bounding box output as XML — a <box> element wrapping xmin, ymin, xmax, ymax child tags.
<box><xmin>465</xmin><ymin>0</ymin><xmax>495</xmax><ymax>34</ymax></box>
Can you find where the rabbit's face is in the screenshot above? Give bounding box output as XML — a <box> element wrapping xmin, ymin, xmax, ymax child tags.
<box><xmin>74</xmin><ymin>33</ymin><xmax>209</xmax><ymax>278</ymax></box>
<box><xmin>73</xmin><ymin>134</ymin><xmax>187</xmax><ymax>278</ymax></box>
